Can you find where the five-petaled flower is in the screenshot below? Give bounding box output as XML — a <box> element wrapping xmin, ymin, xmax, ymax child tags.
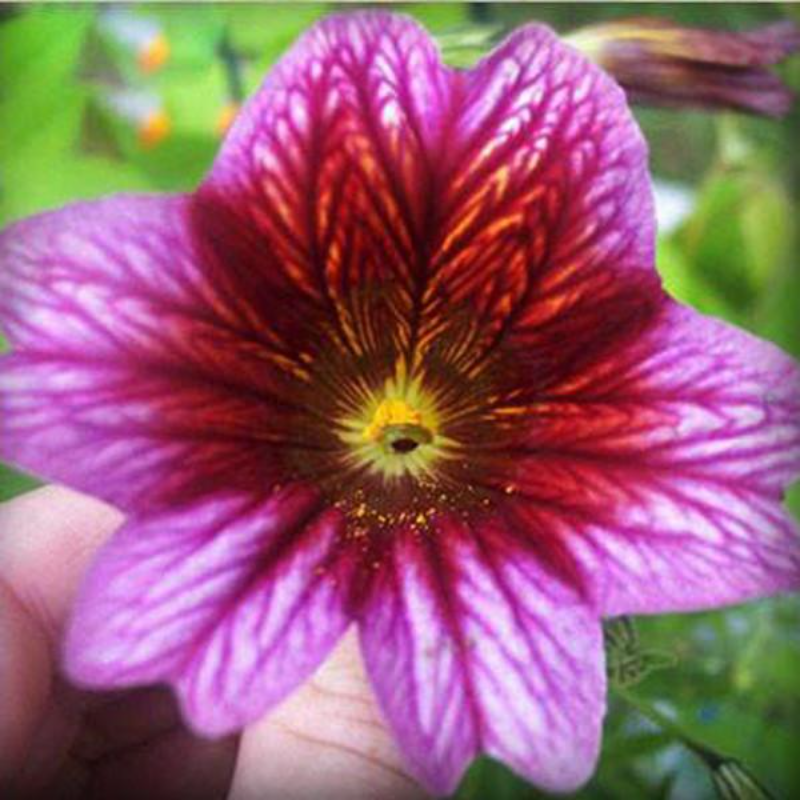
<box><xmin>1</xmin><ymin>12</ymin><xmax>799</xmax><ymax>796</ymax></box>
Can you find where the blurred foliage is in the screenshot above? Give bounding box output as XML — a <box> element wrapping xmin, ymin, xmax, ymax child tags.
<box><xmin>1</xmin><ymin>3</ymin><xmax>799</xmax><ymax>800</ymax></box>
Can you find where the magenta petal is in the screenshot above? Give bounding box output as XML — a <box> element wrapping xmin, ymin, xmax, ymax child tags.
<box><xmin>568</xmin><ymin>301</ymin><xmax>800</xmax><ymax>614</ymax></box>
<box><xmin>359</xmin><ymin>521</ymin><xmax>604</xmax><ymax>795</ymax></box>
<box><xmin>64</xmin><ymin>488</ymin><xmax>354</xmax><ymax>735</ymax></box>
<box><xmin>0</xmin><ymin>195</ymin><xmax>197</xmax><ymax>508</ymax></box>
<box><xmin>196</xmin><ymin>12</ymin><xmax>656</xmax><ymax>355</ymax></box>
<box><xmin>0</xmin><ymin>195</ymin><xmax>294</xmax><ymax>511</ymax></box>
<box><xmin>205</xmin><ymin>11</ymin><xmax>451</xmax><ymax>195</ymax></box>
<box><xmin>456</xmin><ymin>21</ymin><xmax>656</xmax><ymax>275</ymax></box>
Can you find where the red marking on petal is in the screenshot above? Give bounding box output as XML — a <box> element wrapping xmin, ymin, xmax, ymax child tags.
<box><xmin>183</xmin><ymin>12</ymin><xmax>666</xmax><ymax>554</ymax></box>
<box><xmin>503</xmin><ymin>300</ymin><xmax>800</xmax><ymax>613</ymax></box>
<box><xmin>196</xmin><ymin>13</ymin><xmax>656</xmax><ymax>375</ymax></box>
<box><xmin>0</xmin><ymin>196</ymin><xmax>349</xmax><ymax>511</ymax></box>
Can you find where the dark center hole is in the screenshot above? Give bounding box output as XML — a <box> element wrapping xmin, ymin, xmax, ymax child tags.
<box><xmin>391</xmin><ymin>437</ymin><xmax>420</xmax><ymax>454</ymax></box>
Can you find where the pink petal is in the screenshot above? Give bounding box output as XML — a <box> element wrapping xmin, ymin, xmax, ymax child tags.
<box><xmin>64</xmin><ymin>487</ymin><xmax>355</xmax><ymax>735</ymax></box>
<box><xmin>195</xmin><ymin>12</ymin><xmax>656</xmax><ymax>361</ymax></box>
<box><xmin>543</xmin><ymin>300</ymin><xmax>800</xmax><ymax>614</ymax></box>
<box><xmin>0</xmin><ymin>195</ymin><xmax>301</xmax><ymax>511</ymax></box>
<box><xmin>450</xmin><ymin>19</ymin><xmax>656</xmax><ymax>277</ymax></box>
<box><xmin>358</xmin><ymin>519</ymin><xmax>604</xmax><ymax>795</ymax></box>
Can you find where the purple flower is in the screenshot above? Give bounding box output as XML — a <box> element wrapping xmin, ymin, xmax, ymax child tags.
<box><xmin>1</xmin><ymin>12</ymin><xmax>799</xmax><ymax>795</ymax></box>
<box><xmin>568</xmin><ymin>17</ymin><xmax>800</xmax><ymax>116</ymax></box>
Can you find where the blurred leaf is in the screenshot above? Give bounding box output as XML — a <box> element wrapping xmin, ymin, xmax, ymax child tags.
<box><xmin>753</xmin><ymin>238</ymin><xmax>800</xmax><ymax>358</ymax></box>
<box><xmin>0</xmin><ymin>146</ymin><xmax>152</xmax><ymax>225</ymax></box>
<box><xmin>786</xmin><ymin>483</ymin><xmax>800</xmax><ymax>521</ymax></box>
<box><xmin>158</xmin><ymin>63</ymin><xmax>229</xmax><ymax>140</ymax></box>
<box><xmin>126</xmin><ymin>132</ymin><xmax>217</xmax><ymax>191</ymax></box>
<box><xmin>656</xmin><ymin>237</ymin><xmax>733</xmax><ymax>319</ymax></box>
<box><xmin>402</xmin><ymin>2</ymin><xmax>470</xmax><ymax>31</ymax></box>
<box><xmin>221</xmin><ymin>3</ymin><xmax>326</xmax><ymax>94</ymax></box>
<box><xmin>143</xmin><ymin>5</ymin><xmax>222</xmax><ymax>68</ymax></box>
<box><xmin>0</xmin><ymin>463</ymin><xmax>38</xmax><ymax>501</ymax></box>
<box><xmin>458</xmin><ymin>757</ymin><xmax>538</xmax><ymax>800</ymax></box>
<box><xmin>223</xmin><ymin>2</ymin><xmax>324</xmax><ymax>60</ymax></box>
<box><xmin>676</xmin><ymin>120</ymin><xmax>795</xmax><ymax>319</ymax></box>
<box><xmin>0</xmin><ymin>7</ymin><xmax>93</xmax><ymax>156</ymax></box>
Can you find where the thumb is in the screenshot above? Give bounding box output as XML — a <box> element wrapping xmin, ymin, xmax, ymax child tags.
<box><xmin>227</xmin><ymin>630</ymin><xmax>426</xmax><ymax>800</ymax></box>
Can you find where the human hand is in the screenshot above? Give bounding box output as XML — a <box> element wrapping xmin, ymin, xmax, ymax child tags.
<box><xmin>0</xmin><ymin>487</ymin><xmax>426</xmax><ymax>800</ymax></box>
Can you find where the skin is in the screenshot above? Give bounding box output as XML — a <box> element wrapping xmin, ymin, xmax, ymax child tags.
<box><xmin>0</xmin><ymin>486</ymin><xmax>427</xmax><ymax>800</ymax></box>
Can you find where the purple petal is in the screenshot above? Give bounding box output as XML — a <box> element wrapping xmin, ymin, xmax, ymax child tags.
<box><xmin>0</xmin><ymin>195</ymin><xmax>299</xmax><ymax>511</ymax></box>
<box><xmin>455</xmin><ymin>21</ymin><xmax>655</xmax><ymax>277</ymax></box>
<box><xmin>64</xmin><ymin>487</ymin><xmax>354</xmax><ymax>735</ymax></box>
<box><xmin>358</xmin><ymin>519</ymin><xmax>604</xmax><ymax>795</ymax></box>
<box><xmin>195</xmin><ymin>12</ymin><xmax>656</xmax><ymax>362</ymax></box>
<box><xmin>563</xmin><ymin>301</ymin><xmax>800</xmax><ymax>613</ymax></box>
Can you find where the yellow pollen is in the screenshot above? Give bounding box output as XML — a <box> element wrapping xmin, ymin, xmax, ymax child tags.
<box><xmin>339</xmin><ymin>371</ymin><xmax>452</xmax><ymax>480</ymax></box>
<box><xmin>363</xmin><ymin>398</ymin><xmax>427</xmax><ymax>443</ymax></box>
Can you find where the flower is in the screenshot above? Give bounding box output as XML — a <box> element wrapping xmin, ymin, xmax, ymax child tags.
<box><xmin>567</xmin><ymin>18</ymin><xmax>800</xmax><ymax>116</ymax></box>
<box><xmin>1</xmin><ymin>11</ymin><xmax>799</xmax><ymax>795</ymax></box>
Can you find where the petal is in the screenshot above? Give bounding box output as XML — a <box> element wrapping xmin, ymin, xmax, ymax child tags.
<box><xmin>194</xmin><ymin>11</ymin><xmax>656</xmax><ymax>365</ymax></box>
<box><xmin>358</xmin><ymin>518</ymin><xmax>604</xmax><ymax>795</ymax></box>
<box><xmin>193</xmin><ymin>11</ymin><xmax>454</xmax><ymax>366</ymax></box>
<box><xmin>515</xmin><ymin>300</ymin><xmax>800</xmax><ymax>614</ymax></box>
<box><xmin>63</xmin><ymin>487</ymin><xmax>355</xmax><ymax>735</ymax></box>
<box><xmin>0</xmin><ymin>195</ymin><xmax>305</xmax><ymax>511</ymax></box>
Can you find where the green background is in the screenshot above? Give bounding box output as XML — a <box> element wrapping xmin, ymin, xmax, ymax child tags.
<box><xmin>1</xmin><ymin>3</ymin><xmax>798</xmax><ymax>798</ymax></box>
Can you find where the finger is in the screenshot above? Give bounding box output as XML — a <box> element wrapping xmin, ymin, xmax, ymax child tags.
<box><xmin>228</xmin><ymin>630</ymin><xmax>426</xmax><ymax>800</ymax></box>
<box><xmin>0</xmin><ymin>486</ymin><xmax>122</xmax><ymax>791</ymax></box>
<box><xmin>0</xmin><ymin>485</ymin><xmax>123</xmax><ymax>644</ymax></box>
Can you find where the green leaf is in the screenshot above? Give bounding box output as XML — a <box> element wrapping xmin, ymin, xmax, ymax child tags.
<box><xmin>0</xmin><ymin>7</ymin><xmax>93</xmax><ymax>156</ymax></box>
<box><xmin>656</xmin><ymin>237</ymin><xmax>734</xmax><ymax>321</ymax></box>
<box><xmin>0</xmin><ymin>147</ymin><xmax>152</xmax><ymax>225</ymax></box>
<box><xmin>0</xmin><ymin>463</ymin><xmax>39</xmax><ymax>501</ymax></box>
<box><xmin>223</xmin><ymin>3</ymin><xmax>324</xmax><ymax>61</ymax></box>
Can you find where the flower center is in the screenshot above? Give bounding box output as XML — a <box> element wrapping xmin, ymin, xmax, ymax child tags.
<box><xmin>363</xmin><ymin>398</ymin><xmax>434</xmax><ymax>454</ymax></box>
<box><xmin>339</xmin><ymin>372</ymin><xmax>447</xmax><ymax>480</ymax></box>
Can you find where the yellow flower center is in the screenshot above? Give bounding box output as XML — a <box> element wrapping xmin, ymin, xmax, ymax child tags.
<box><xmin>339</xmin><ymin>371</ymin><xmax>447</xmax><ymax>480</ymax></box>
<box><xmin>362</xmin><ymin>398</ymin><xmax>433</xmax><ymax>452</ymax></box>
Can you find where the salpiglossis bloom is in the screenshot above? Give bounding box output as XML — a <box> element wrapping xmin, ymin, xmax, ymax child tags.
<box><xmin>1</xmin><ymin>12</ymin><xmax>799</xmax><ymax>795</ymax></box>
<box><xmin>567</xmin><ymin>17</ymin><xmax>800</xmax><ymax>117</ymax></box>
